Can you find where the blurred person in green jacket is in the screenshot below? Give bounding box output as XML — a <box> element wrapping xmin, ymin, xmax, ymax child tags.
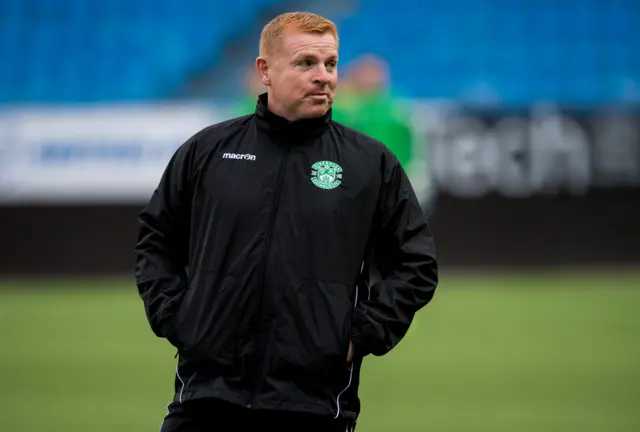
<box><xmin>332</xmin><ymin>54</ymin><xmax>434</xmax><ymax>214</ymax></box>
<box><xmin>331</xmin><ymin>54</ymin><xmax>414</xmax><ymax>169</ymax></box>
<box><xmin>236</xmin><ymin>65</ymin><xmax>266</xmax><ymax>115</ymax></box>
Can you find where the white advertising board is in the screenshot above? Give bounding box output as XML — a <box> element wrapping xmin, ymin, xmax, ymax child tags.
<box><xmin>0</xmin><ymin>104</ymin><xmax>223</xmax><ymax>203</ymax></box>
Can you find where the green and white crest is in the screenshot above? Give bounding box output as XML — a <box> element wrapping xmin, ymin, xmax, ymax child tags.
<box><xmin>310</xmin><ymin>160</ymin><xmax>343</xmax><ymax>190</ymax></box>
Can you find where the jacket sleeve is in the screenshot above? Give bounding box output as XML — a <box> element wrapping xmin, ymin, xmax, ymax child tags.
<box><xmin>350</xmin><ymin>150</ymin><xmax>438</xmax><ymax>357</ymax></box>
<box><xmin>133</xmin><ymin>138</ymin><xmax>195</xmax><ymax>347</ymax></box>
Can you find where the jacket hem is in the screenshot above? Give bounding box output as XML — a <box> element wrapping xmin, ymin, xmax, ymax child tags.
<box><xmin>176</xmin><ymin>389</ymin><xmax>345</xmax><ymax>418</ymax></box>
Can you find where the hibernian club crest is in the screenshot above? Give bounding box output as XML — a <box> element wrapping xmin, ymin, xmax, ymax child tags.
<box><xmin>311</xmin><ymin>160</ymin><xmax>343</xmax><ymax>190</ymax></box>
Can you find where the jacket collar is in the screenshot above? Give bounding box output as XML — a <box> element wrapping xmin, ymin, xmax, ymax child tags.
<box><xmin>254</xmin><ymin>93</ymin><xmax>331</xmax><ymax>138</ymax></box>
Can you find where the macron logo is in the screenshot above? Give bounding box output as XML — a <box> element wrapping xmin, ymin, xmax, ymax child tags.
<box><xmin>222</xmin><ymin>152</ymin><xmax>256</xmax><ymax>161</ymax></box>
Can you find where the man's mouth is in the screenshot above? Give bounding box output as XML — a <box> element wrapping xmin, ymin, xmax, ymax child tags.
<box><xmin>308</xmin><ymin>92</ymin><xmax>330</xmax><ymax>99</ymax></box>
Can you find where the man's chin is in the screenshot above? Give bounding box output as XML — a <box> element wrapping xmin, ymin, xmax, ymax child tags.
<box><xmin>298</xmin><ymin>104</ymin><xmax>330</xmax><ymax>119</ymax></box>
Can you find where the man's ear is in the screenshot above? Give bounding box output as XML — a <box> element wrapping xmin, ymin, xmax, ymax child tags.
<box><xmin>256</xmin><ymin>57</ymin><xmax>270</xmax><ymax>86</ymax></box>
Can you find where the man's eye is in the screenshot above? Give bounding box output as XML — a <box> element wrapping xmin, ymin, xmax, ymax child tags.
<box><xmin>299</xmin><ymin>59</ymin><xmax>312</xmax><ymax>67</ymax></box>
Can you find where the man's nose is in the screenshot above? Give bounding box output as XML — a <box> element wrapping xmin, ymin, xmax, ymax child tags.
<box><xmin>313</xmin><ymin>65</ymin><xmax>330</xmax><ymax>84</ymax></box>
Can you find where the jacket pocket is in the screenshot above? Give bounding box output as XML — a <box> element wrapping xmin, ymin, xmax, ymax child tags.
<box><xmin>271</xmin><ymin>278</ymin><xmax>355</xmax><ymax>381</ymax></box>
<box><xmin>172</xmin><ymin>271</ymin><xmax>240</xmax><ymax>365</ymax></box>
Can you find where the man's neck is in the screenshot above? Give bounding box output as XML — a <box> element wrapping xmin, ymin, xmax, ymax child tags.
<box><xmin>266</xmin><ymin>93</ymin><xmax>296</xmax><ymax>122</ymax></box>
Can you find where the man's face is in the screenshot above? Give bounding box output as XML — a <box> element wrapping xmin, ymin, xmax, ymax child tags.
<box><xmin>259</xmin><ymin>30</ymin><xmax>338</xmax><ymax>121</ymax></box>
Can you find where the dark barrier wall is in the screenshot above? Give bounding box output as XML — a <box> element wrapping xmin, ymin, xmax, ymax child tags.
<box><xmin>1</xmin><ymin>189</ymin><xmax>639</xmax><ymax>275</ymax></box>
<box><xmin>2</xmin><ymin>106</ymin><xmax>639</xmax><ymax>275</ymax></box>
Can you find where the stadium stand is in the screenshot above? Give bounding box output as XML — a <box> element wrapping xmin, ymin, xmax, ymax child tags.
<box><xmin>334</xmin><ymin>0</ymin><xmax>639</xmax><ymax>105</ymax></box>
<box><xmin>0</xmin><ymin>0</ymin><xmax>283</xmax><ymax>103</ymax></box>
<box><xmin>0</xmin><ymin>0</ymin><xmax>638</xmax><ymax>105</ymax></box>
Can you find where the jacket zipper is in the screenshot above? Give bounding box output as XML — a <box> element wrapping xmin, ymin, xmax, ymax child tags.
<box><xmin>247</xmin><ymin>144</ymin><xmax>291</xmax><ymax>408</ymax></box>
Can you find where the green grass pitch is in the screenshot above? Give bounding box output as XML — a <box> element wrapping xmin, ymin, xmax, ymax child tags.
<box><xmin>1</xmin><ymin>270</ymin><xmax>639</xmax><ymax>431</ymax></box>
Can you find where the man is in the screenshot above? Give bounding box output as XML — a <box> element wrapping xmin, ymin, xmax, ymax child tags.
<box><xmin>332</xmin><ymin>54</ymin><xmax>438</xmax><ymax>216</ymax></box>
<box><xmin>332</xmin><ymin>54</ymin><xmax>414</xmax><ymax>169</ymax></box>
<box><xmin>236</xmin><ymin>63</ymin><xmax>267</xmax><ymax>116</ymax></box>
<box><xmin>134</xmin><ymin>11</ymin><xmax>438</xmax><ymax>432</ymax></box>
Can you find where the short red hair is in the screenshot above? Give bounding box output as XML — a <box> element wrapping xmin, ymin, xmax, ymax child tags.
<box><xmin>259</xmin><ymin>12</ymin><xmax>339</xmax><ymax>57</ymax></box>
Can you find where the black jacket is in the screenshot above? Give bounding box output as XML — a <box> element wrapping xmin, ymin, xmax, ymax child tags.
<box><xmin>134</xmin><ymin>93</ymin><xmax>438</xmax><ymax>420</ymax></box>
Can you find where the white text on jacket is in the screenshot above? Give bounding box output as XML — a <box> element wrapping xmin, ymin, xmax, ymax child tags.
<box><xmin>222</xmin><ymin>153</ymin><xmax>256</xmax><ymax>161</ymax></box>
